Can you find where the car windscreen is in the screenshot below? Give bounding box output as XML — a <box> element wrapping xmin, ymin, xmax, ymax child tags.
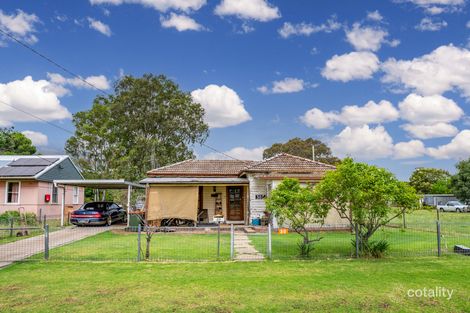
<box><xmin>81</xmin><ymin>203</ymin><xmax>108</xmax><ymax>211</ymax></box>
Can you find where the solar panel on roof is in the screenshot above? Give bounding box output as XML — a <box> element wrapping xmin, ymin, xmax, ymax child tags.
<box><xmin>7</xmin><ymin>158</ymin><xmax>58</xmax><ymax>167</ymax></box>
<box><xmin>0</xmin><ymin>166</ymin><xmax>46</xmax><ymax>176</ymax></box>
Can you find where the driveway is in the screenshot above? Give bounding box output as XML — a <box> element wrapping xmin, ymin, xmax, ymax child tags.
<box><xmin>0</xmin><ymin>226</ymin><xmax>122</xmax><ymax>268</ymax></box>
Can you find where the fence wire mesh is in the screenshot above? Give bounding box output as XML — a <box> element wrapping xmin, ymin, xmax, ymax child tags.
<box><xmin>1</xmin><ymin>218</ymin><xmax>470</xmax><ymax>263</ymax></box>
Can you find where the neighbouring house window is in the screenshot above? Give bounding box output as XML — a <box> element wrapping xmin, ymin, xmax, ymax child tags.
<box><xmin>6</xmin><ymin>182</ymin><xmax>20</xmax><ymax>204</ymax></box>
<box><xmin>52</xmin><ymin>185</ymin><xmax>58</xmax><ymax>203</ymax></box>
<box><xmin>73</xmin><ymin>186</ymin><xmax>79</xmax><ymax>204</ymax></box>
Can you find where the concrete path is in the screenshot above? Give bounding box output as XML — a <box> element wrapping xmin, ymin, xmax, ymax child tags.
<box><xmin>0</xmin><ymin>226</ymin><xmax>119</xmax><ymax>268</ymax></box>
<box><xmin>234</xmin><ymin>232</ymin><xmax>264</xmax><ymax>261</ymax></box>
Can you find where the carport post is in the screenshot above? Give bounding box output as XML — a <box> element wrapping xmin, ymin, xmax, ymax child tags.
<box><xmin>60</xmin><ymin>186</ymin><xmax>65</xmax><ymax>227</ymax></box>
<box><xmin>127</xmin><ymin>185</ymin><xmax>132</xmax><ymax>227</ymax></box>
<box><xmin>137</xmin><ymin>224</ymin><xmax>141</xmax><ymax>262</ymax></box>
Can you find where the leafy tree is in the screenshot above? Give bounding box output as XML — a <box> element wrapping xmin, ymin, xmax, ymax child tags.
<box><xmin>0</xmin><ymin>127</ymin><xmax>36</xmax><ymax>155</ymax></box>
<box><xmin>430</xmin><ymin>178</ymin><xmax>452</xmax><ymax>194</ymax></box>
<box><xmin>451</xmin><ymin>158</ymin><xmax>470</xmax><ymax>203</ymax></box>
<box><xmin>314</xmin><ymin>158</ymin><xmax>419</xmax><ymax>257</ymax></box>
<box><xmin>409</xmin><ymin>168</ymin><xmax>451</xmax><ymax>194</ymax></box>
<box><xmin>263</xmin><ymin>137</ymin><xmax>340</xmax><ymax>165</ymax></box>
<box><xmin>265</xmin><ymin>178</ymin><xmax>329</xmax><ymax>257</ymax></box>
<box><xmin>66</xmin><ymin>74</ymin><xmax>209</xmax><ymax>181</ymax></box>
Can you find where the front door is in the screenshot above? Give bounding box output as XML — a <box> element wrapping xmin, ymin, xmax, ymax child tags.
<box><xmin>227</xmin><ymin>186</ymin><xmax>244</xmax><ymax>221</ymax></box>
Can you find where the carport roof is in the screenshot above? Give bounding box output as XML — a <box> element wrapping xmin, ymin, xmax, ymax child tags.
<box><xmin>53</xmin><ymin>179</ymin><xmax>145</xmax><ymax>189</ymax></box>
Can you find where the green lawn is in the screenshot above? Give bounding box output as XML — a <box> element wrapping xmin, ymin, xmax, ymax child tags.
<box><xmin>41</xmin><ymin>230</ymin><xmax>231</xmax><ymax>262</ymax></box>
<box><xmin>1</xmin><ymin>257</ymin><xmax>469</xmax><ymax>313</ymax></box>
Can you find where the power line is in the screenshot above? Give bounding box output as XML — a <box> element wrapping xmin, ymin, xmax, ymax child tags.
<box><xmin>0</xmin><ymin>28</ymin><xmax>241</xmax><ymax>161</ymax></box>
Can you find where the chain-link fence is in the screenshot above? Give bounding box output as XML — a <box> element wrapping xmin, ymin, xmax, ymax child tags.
<box><xmin>1</xmin><ymin>220</ymin><xmax>470</xmax><ymax>264</ymax></box>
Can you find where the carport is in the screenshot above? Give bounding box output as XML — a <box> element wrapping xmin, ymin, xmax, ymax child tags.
<box><xmin>53</xmin><ymin>179</ymin><xmax>146</xmax><ymax>226</ymax></box>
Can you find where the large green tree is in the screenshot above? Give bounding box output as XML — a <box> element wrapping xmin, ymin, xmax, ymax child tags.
<box><xmin>451</xmin><ymin>158</ymin><xmax>470</xmax><ymax>203</ymax></box>
<box><xmin>314</xmin><ymin>158</ymin><xmax>419</xmax><ymax>257</ymax></box>
<box><xmin>409</xmin><ymin>167</ymin><xmax>451</xmax><ymax>194</ymax></box>
<box><xmin>0</xmin><ymin>127</ymin><xmax>37</xmax><ymax>155</ymax></box>
<box><xmin>263</xmin><ymin>137</ymin><xmax>340</xmax><ymax>165</ymax></box>
<box><xmin>66</xmin><ymin>74</ymin><xmax>209</xmax><ymax>180</ymax></box>
<box><xmin>265</xmin><ymin>178</ymin><xmax>329</xmax><ymax>257</ymax></box>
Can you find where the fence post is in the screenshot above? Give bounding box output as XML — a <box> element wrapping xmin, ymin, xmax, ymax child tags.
<box><xmin>38</xmin><ymin>208</ymin><xmax>42</xmax><ymax>223</ymax></box>
<box><xmin>217</xmin><ymin>222</ymin><xmax>221</xmax><ymax>259</ymax></box>
<box><xmin>230</xmin><ymin>224</ymin><xmax>234</xmax><ymax>260</ymax></box>
<box><xmin>267</xmin><ymin>223</ymin><xmax>272</xmax><ymax>259</ymax></box>
<box><xmin>355</xmin><ymin>223</ymin><xmax>360</xmax><ymax>258</ymax></box>
<box><xmin>137</xmin><ymin>224</ymin><xmax>141</xmax><ymax>262</ymax></box>
<box><xmin>43</xmin><ymin>215</ymin><xmax>47</xmax><ymax>229</ymax></box>
<box><xmin>9</xmin><ymin>218</ymin><xmax>14</xmax><ymax>237</ymax></box>
<box><xmin>437</xmin><ymin>220</ymin><xmax>441</xmax><ymax>257</ymax></box>
<box><xmin>44</xmin><ymin>224</ymin><xmax>49</xmax><ymax>260</ymax></box>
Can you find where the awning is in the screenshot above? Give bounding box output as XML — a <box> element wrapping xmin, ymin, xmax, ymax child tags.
<box><xmin>147</xmin><ymin>186</ymin><xmax>198</xmax><ymax>221</ymax></box>
<box><xmin>54</xmin><ymin>179</ymin><xmax>145</xmax><ymax>189</ymax></box>
<box><xmin>140</xmin><ymin>177</ymin><xmax>249</xmax><ymax>185</ymax></box>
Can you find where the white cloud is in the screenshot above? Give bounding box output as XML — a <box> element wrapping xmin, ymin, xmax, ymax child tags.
<box><xmin>278</xmin><ymin>16</ymin><xmax>341</xmax><ymax>38</ymax></box>
<box><xmin>0</xmin><ymin>76</ymin><xmax>72</xmax><ymax>126</ymax></box>
<box><xmin>427</xmin><ymin>130</ymin><xmax>470</xmax><ymax>159</ymax></box>
<box><xmin>400</xmin><ymin>0</ymin><xmax>465</xmax><ymax>14</ymax></box>
<box><xmin>415</xmin><ymin>17</ymin><xmax>447</xmax><ymax>31</ymax></box>
<box><xmin>87</xmin><ymin>17</ymin><xmax>112</xmax><ymax>36</ymax></box>
<box><xmin>301</xmin><ymin>100</ymin><xmax>399</xmax><ymax>129</ymax></box>
<box><xmin>382</xmin><ymin>45</ymin><xmax>470</xmax><ymax>98</ymax></box>
<box><xmin>300</xmin><ymin>108</ymin><xmax>338</xmax><ymax>129</ymax></box>
<box><xmin>204</xmin><ymin>146</ymin><xmax>266</xmax><ymax>160</ymax></box>
<box><xmin>160</xmin><ymin>13</ymin><xmax>205</xmax><ymax>31</ymax></box>
<box><xmin>214</xmin><ymin>0</ymin><xmax>280</xmax><ymax>22</ymax></box>
<box><xmin>401</xmin><ymin>123</ymin><xmax>459</xmax><ymax>139</ymax></box>
<box><xmin>89</xmin><ymin>0</ymin><xmax>206</xmax><ymax>12</ymax></box>
<box><xmin>367</xmin><ymin>10</ymin><xmax>383</xmax><ymax>21</ymax></box>
<box><xmin>322</xmin><ymin>51</ymin><xmax>380</xmax><ymax>82</ymax></box>
<box><xmin>258</xmin><ymin>77</ymin><xmax>305</xmax><ymax>94</ymax></box>
<box><xmin>191</xmin><ymin>84</ymin><xmax>252</xmax><ymax>128</ymax></box>
<box><xmin>0</xmin><ymin>10</ymin><xmax>40</xmax><ymax>45</ymax></box>
<box><xmin>21</xmin><ymin>130</ymin><xmax>48</xmax><ymax>146</ymax></box>
<box><xmin>393</xmin><ymin>140</ymin><xmax>426</xmax><ymax>159</ymax></box>
<box><xmin>345</xmin><ymin>23</ymin><xmax>388</xmax><ymax>51</ymax></box>
<box><xmin>398</xmin><ymin>93</ymin><xmax>463</xmax><ymax>125</ymax></box>
<box><xmin>47</xmin><ymin>73</ymin><xmax>111</xmax><ymax>96</ymax></box>
<box><xmin>330</xmin><ymin>125</ymin><xmax>394</xmax><ymax>159</ymax></box>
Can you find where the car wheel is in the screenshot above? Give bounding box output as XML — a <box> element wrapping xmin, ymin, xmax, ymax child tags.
<box><xmin>106</xmin><ymin>216</ymin><xmax>112</xmax><ymax>226</ymax></box>
<box><xmin>439</xmin><ymin>208</ymin><xmax>444</xmax><ymax>212</ymax></box>
<box><xmin>457</xmin><ymin>208</ymin><xmax>461</xmax><ymax>213</ymax></box>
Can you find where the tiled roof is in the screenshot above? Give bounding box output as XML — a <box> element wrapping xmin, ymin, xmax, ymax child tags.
<box><xmin>147</xmin><ymin>153</ymin><xmax>335</xmax><ymax>178</ymax></box>
<box><xmin>242</xmin><ymin>153</ymin><xmax>336</xmax><ymax>174</ymax></box>
<box><xmin>146</xmin><ymin>159</ymin><xmax>257</xmax><ymax>177</ymax></box>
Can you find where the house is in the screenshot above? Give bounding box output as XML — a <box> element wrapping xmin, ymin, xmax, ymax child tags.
<box><xmin>0</xmin><ymin>155</ymin><xmax>84</xmax><ymax>218</ymax></box>
<box><xmin>141</xmin><ymin>153</ymin><xmax>347</xmax><ymax>227</ymax></box>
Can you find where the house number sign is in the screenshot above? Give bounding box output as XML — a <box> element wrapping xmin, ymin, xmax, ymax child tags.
<box><xmin>255</xmin><ymin>194</ymin><xmax>266</xmax><ymax>200</ymax></box>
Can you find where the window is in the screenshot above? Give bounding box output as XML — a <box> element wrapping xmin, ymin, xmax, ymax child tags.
<box><xmin>52</xmin><ymin>185</ymin><xmax>58</xmax><ymax>203</ymax></box>
<box><xmin>6</xmin><ymin>182</ymin><xmax>20</xmax><ymax>204</ymax></box>
<box><xmin>73</xmin><ymin>186</ymin><xmax>79</xmax><ymax>204</ymax></box>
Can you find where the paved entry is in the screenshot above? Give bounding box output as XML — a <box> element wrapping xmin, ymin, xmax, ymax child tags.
<box><xmin>234</xmin><ymin>231</ymin><xmax>264</xmax><ymax>261</ymax></box>
<box><xmin>0</xmin><ymin>226</ymin><xmax>117</xmax><ymax>268</ymax></box>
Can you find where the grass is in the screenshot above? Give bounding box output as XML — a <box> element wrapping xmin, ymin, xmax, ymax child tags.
<box><xmin>40</xmin><ymin>230</ymin><xmax>231</xmax><ymax>262</ymax></box>
<box><xmin>0</xmin><ymin>219</ymin><xmax>63</xmax><ymax>245</ymax></box>
<box><xmin>1</xmin><ymin>257</ymin><xmax>470</xmax><ymax>312</ymax></box>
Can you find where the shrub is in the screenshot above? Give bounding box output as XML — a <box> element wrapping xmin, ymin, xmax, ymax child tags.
<box><xmin>0</xmin><ymin>211</ymin><xmax>20</xmax><ymax>224</ymax></box>
<box><xmin>352</xmin><ymin>239</ymin><xmax>389</xmax><ymax>258</ymax></box>
<box><xmin>297</xmin><ymin>241</ymin><xmax>314</xmax><ymax>258</ymax></box>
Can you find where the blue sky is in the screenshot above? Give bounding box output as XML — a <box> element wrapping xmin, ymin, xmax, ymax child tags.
<box><xmin>1</xmin><ymin>0</ymin><xmax>470</xmax><ymax>180</ymax></box>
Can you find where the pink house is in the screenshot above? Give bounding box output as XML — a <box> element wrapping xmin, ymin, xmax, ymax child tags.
<box><xmin>0</xmin><ymin>155</ymin><xmax>85</xmax><ymax>219</ymax></box>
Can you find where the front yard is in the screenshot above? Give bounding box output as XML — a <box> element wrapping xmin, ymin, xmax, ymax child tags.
<box><xmin>1</xmin><ymin>257</ymin><xmax>469</xmax><ymax>313</ymax></box>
